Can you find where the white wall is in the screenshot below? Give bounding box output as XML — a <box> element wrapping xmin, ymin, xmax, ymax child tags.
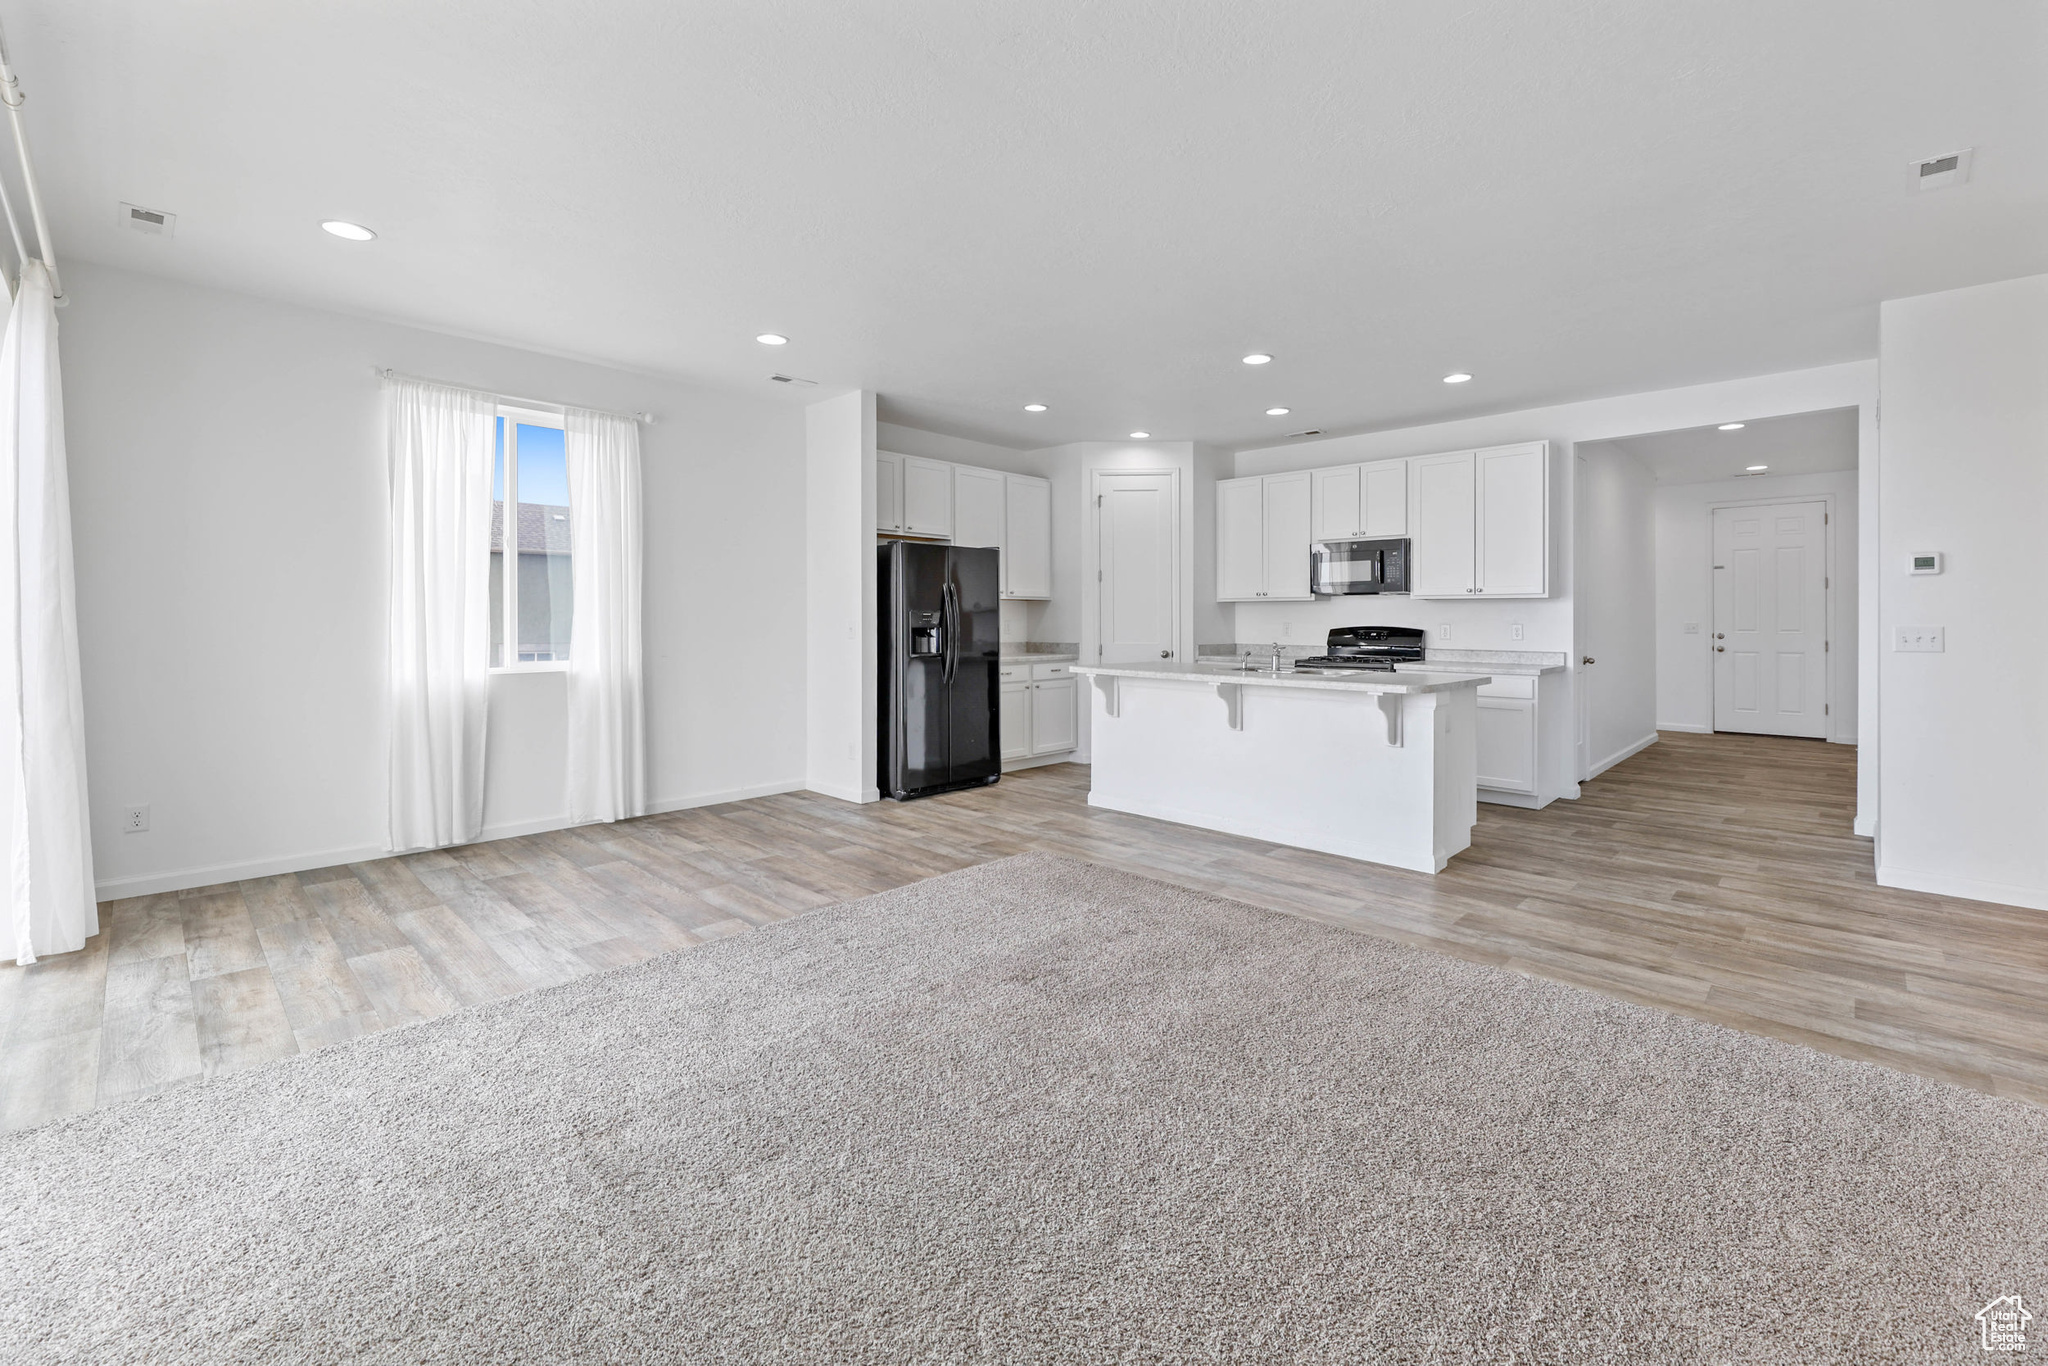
<box><xmin>62</xmin><ymin>262</ymin><xmax>808</xmax><ymax>898</ymax></box>
<box><xmin>804</xmin><ymin>391</ymin><xmax>877</xmax><ymax>804</ymax></box>
<box><xmin>1877</xmin><ymin>273</ymin><xmax>2048</xmax><ymax>910</ymax></box>
<box><xmin>1574</xmin><ymin>443</ymin><xmax>1658</xmax><ymax>775</ymax></box>
<box><xmin>1229</xmin><ymin>360</ymin><xmax>1879</xmax><ymax>828</ymax></box>
<box><xmin>1652</xmin><ymin>469</ymin><xmax>1858</xmax><ymax>741</ymax></box>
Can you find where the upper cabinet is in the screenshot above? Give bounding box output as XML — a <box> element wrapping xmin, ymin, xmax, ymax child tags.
<box><xmin>877</xmin><ymin>452</ymin><xmax>1052</xmax><ymax>601</ymax></box>
<box><xmin>1309</xmin><ymin>459</ymin><xmax>1407</xmax><ymax>541</ymax></box>
<box><xmin>1409</xmin><ymin>441</ymin><xmax>1549</xmax><ymax>598</ymax></box>
<box><xmin>1002</xmin><ymin>474</ymin><xmax>1053</xmax><ymax>600</ymax></box>
<box><xmin>876</xmin><ymin>451</ymin><xmax>905</xmax><ymax>534</ymax></box>
<box><xmin>902</xmin><ymin>456</ymin><xmax>955</xmax><ymax>538</ymax></box>
<box><xmin>1215</xmin><ymin>471</ymin><xmax>1313</xmax><ymax>601</ymax></box>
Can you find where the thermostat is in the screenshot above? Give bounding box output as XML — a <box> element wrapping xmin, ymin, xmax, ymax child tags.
<box><xmin>1908</xmin><ymin>552</ymin><xmax>1943</xmax><ymax>575</ymax></box>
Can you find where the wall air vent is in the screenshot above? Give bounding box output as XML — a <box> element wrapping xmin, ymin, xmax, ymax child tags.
<box><xmin>121</xmin><ymin>202</ymin><xmax>176</xmax><ymax>236</ymax></box>
<box><xmin>1288</xmin><ymin>429</ymin><xmax>1323</xmax><ymax>439</ymax></box>
<box><xmin>1912</xmin><ymin>148</ymin><xmax>1972</xmax><ymax>191</ymax></box>
<box><xmin>768</xmin><ymin>374</ymin><xmax>818</xmax><ymax>386</ymax></box>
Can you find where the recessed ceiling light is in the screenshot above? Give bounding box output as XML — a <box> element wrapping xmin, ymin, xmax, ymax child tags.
<box><xmin>756</xmin><ymin>333</ymin><xmax>789</xmax><ymax>346</ymax></box>
<box><xmin>320</xmin><ymin>220</ymin><xmax>376</xmax><ymax>241</ymax></box>
<box><xmin>1129</xmin><ymin>431</ymin><xmax>1150</xmax><ymax>440</ymax></box>
<box><xmin>1746</xmin><ymin>464</ymin><xmax>1769</xmax><ymax>472</ymax></box>
<box><xmin>1241</xmin><ymin>353</ymin><xmax>1272</xmax><ymax>366</ymax></box>
<box><xmin>1442</xmin><ymin>372</ymin><xmax>1472</xmax><ymax>384</ymax></box>
<box><xmin>1023</xmin><ymin>403</ymin><xmax>1047</xmax><ymax>413</ymax></box>
<box><xmin>1265</xmin><ymin>407</ymin><xmax>1290</xmax><ymax>416</ymax></box>
<box><xmin>1719</xmin><ymin>422</ymin><xmax>1746</xmax><ymax>431</ymax></box>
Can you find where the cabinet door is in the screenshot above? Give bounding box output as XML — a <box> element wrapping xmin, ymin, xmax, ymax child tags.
<box><xmin>1003</xmin><ymin>474</ymin><xmax>1052</xmax><ymax>599</ymax></box>
<box><xmin>902</xmin><ymin>457</ymin><xmax>955</xmax><ymax>537</ymax></box>
<box><xmin>953</xmin><ymin>465</ymin><xmax>1005</xmax><ymax>575</ymax></box>
<box><xmin>1475</xmin><ymin>697</ymin><xmax>1537</xmax><ymax>792</ymax></box>
<box><xmin>1029</xmin><ymin>678</ymin><xmax>1078</xmax><ymax>755</ymax></box>
<box><xmin>875</xmin><ymin>451</ymin><xmax>904</xmax><ymax>533</ymax></box>
<box><xmin>1261</xmin><ymin>472</ymin><xmax>1313</xmax><ymax>601</ymax></box>
<box><xmin>1409</xmin><ymin>452</ymin><xmax>1476</xmax><ymax>597</ymax></box>
<box><xmin>999</xmin><ymin>682</ymin><xmax>1032</xmax><ymax>761</ymax></box>
<box><xmin>1215</xmin><ymin>476</ymin><xmax>1267</xmax><ymax>600</ymax></box>
<box><xmin>1360</xmin><ymin>459</ymin><xmax>1408</xmax><ymax>538</ymax></box>
<box><xmin>1310</xmin><ymin>466</ymin><xmax>1363</xmax><ymax>541</ymax></box>
<box><xmin>1475</xmin><ymin>443</ymin><xmax>1547</xmax><ymax>596</ymax></box>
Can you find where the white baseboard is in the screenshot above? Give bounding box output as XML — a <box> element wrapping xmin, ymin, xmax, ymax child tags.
<box><xmin>1655</xmin><ymin>722</ymin><xmax>1713</xmax><ymax>734</ymax></box>
<box><xmin>1854</xmin><ymin>814</ymin><xmax>1877</xmax><ymax>838</ymax></box>
<box><xmin>806</xmin><ymin>781</ymin><xmax>880</xmax><ymax>804</ymax></box>
<box><xmin>1876</xmin><ymin>863</ymin><xmax>2048</xmax><ymax>913</ymax></box>
<box><xmin>1589</xmin><ymin>731</ymin><xmax>1659</xmax><ymax>779</ymax></box>
<box><xmin>1002</xmin><ymin>750</ymin><xmax>1078</xmax><ymax>773</ymax></box>
<box><xmin>93</xmin><ymin>777</ymin><xmax>810</xmax><ymax>901</ymax></box>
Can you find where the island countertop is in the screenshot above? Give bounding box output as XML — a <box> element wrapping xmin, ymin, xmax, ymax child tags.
<box><xmin>1072</xmin><ymin>662</ymin><xmax>1491</xmax><ymax>695</ymax></box>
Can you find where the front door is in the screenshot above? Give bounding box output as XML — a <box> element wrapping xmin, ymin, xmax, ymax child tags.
<box><xmin>1097</xmin><ymin>472</ymin><xmax>1177</xmax><ymax>664</ymax></box>
<box><xmin>1712</xmin><ymin>501</ymin><xmax>1828</xmax><ymax>738</ymax></box>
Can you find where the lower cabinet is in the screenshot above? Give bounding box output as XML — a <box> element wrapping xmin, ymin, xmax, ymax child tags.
<box><xmin>999</xmin><ymin>661</ymin><xmax>1078</xmax><ymax>767</ymax></box>
<box><xmin>1475</xmin><ymin>696</ymin><xmax>1537</xmax><ymax>793</ymax></box>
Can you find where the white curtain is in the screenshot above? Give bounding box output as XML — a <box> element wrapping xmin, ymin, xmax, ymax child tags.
<box><xmin>0</xmin><ymin>261</ymin><xmax>95</xmax><ymax>965</ymax></box>
<box><xmin>564</xmin><ymin>407</ymin><xmax>645</xmax><ymax>824</ymax></box>
<box><xmin>387</xmin><ymin>378</ymin><xmax>495</xmax><ymax>851</ymax></box>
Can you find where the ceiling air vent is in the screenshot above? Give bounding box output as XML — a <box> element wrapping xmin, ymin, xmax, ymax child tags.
<box><xmin>1288</xmin><ymin>429</ymin><xmax>1323</xmax><ymax>439</ymax></box>
<box><xmin>768</xmin><ymin>374</ymin><xmax>818</xmax><ymax>386</ymax></box>
<box><xmin>121</xmin><ymin>202</ymin><xmax>176</xmax><ymax>236</ymax></box>
<box><xmin>1912</xmin><ymin>148</ymin><xmax>1972</xmax><ymax>191</ymax></box>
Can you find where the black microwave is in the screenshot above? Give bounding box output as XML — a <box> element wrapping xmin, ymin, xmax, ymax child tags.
<box><xmin>1310</xmin><ymin>537</ymin><xmax>1410</xmax><ymax>595</ymax></box>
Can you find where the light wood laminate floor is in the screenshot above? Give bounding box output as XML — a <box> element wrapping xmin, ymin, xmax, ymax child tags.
<box><xmin>4</xmin><ymin>731</ymin><xmax>2042</xmax><ymax>1131</ymax></box>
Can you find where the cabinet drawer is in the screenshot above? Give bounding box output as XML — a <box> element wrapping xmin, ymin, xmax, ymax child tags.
<box><xmin>997</xmin><ymin>665</ymin><xmax>1026</xmax><ymax>683</ymax></box>
<box><xmin>1030</xmin><ymin>662</ymin><xmax>1071</xmax><ymax>680</ymax></box>
<box><xmin>1476</xmin><ymin>675</ymin><xmax>1535</xmax><ymax>699</ymax></box>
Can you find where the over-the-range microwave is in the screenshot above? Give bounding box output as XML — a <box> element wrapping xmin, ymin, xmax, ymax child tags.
<box><xmin>1310</xmin><ymin>537</ymin><xmax>1410</xmax><ymax>595</ymax></box>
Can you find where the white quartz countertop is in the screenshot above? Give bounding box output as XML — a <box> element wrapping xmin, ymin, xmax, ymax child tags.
<box><xmin>1000</xmin><ymin>652</ymin><xmax>1080</xmax><ymax>663</ymax></box>
<box><xmin>1074</xmin><ymin>662</ymin><xmax>1489</xmax><ymax>695</ymax></box>
<box><xmin>1395</xmin><ymin>659</ymin><xmax>1564</xmax><ymax>677</ymax></box>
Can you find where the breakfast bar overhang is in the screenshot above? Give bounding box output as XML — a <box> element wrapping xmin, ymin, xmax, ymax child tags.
<box><xmin>1072</xmin><ymin>663</ymin><xmax>1490</xmax><ymax>874</ymax></box>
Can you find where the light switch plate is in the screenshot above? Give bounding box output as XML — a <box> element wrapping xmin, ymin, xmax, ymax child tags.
<box><xmin>1894</xmin><ymin>626</ymin><xmax>1945</xmax><ymax>653</ymax></box>
<box><xmin>1684</xmin><ymin>623</ymin><xmax>1700</xmax><ymax>634</ymax></box>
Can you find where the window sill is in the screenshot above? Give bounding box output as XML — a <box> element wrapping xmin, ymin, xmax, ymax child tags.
<box><xmin>491</xmin><ymin>662</ymin><xmax>570</xmax><ymax>675</ymax></box>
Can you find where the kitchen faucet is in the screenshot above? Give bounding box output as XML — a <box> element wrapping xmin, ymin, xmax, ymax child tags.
<box><xmin>1270</xmin><ymin>642</ymin><xmax>1285</xmax><ymax>673</ymax></box>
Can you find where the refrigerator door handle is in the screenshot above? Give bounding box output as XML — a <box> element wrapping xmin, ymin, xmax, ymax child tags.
<box><xmin>941</xmin><ymin>579</ymin><xmax>957</xmax><ymax>683</ymax></box>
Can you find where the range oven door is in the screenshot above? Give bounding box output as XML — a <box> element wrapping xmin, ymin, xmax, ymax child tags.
<box><xmin>1311</xmin><ymin>538</ymin><xmax>1409</xmax><ymax>595</ymax></box>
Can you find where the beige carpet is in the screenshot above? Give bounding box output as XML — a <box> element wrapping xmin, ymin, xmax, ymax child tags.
<box><xmin>3</xmin><ymin>852</ymin><xmax>2045</xmax><ymax>1363</ymax></box>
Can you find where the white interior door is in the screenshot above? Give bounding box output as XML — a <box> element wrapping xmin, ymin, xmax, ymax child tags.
<box><xmin>1713</xmin><ymin>501</ymin><xmax>1828</xmax><ymax>738</ymax></box>
<box><xmin>1098</xmin><ymin>472</ymin><xmax>1177</xmax><ymax>663</ymax></box>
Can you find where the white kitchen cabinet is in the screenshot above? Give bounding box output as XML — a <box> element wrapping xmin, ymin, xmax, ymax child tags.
<box><xmin>1310</xmin><ymin>460</ymin><xmax>1406</xmax><ymax>542</ymax></box>
<box><xmin>1002</xmin><ymin>474</ymin><xmax>1052</xmax><ymax>600</ymax></box>
<box><xmin>902</xmin><ymin>456</ymin><xmax>955</xmax><ymax>538</ymax></box>
<box><xmin>1310</xmin><ymin>465</ymin><xmax>1363</xmax><ymax>541</ymax></box>
<box><xmin>999</xmin><ymin>680</ymin><xmax>1032</xmax><ymax>761</ymax></box>
<box><xmin>1475</xmin><ymin>695</ymin><xmax>1538</xmax><ymax>793</ymax></box>
<box><xmin>1409</xmin><ymin>442</ymin><xmax>1548</xmax><ymax>598</ymax></box>
<box><xmin>1215</xmin><ymin>472</ymin><xmax>1313</xmax><ymax>601</ymax></box>
<box><xmin>876</xmin><ymin>451</ymin><xmax>905</xmax><ymax>534</ymax></box>
<box><xmin>953</xmin><ymin>465</ymin><xmax>1004</xmax><ymax>553</ymax></box>
<box><xmin>1361</xmin><ymin>460</ymin><xmax>1408</xmax><ymax>537</ymax></box>
<box><xmin>1030</xmin><ymin>676</ymin><xmax>1078</xmax><ymax>755</ymax></box>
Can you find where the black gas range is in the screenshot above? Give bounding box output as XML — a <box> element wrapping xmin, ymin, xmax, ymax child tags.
<box><xmin>1289</xmin><ymin>626</ymin><xmax>1427</xmax><ymax>672</ymax></box>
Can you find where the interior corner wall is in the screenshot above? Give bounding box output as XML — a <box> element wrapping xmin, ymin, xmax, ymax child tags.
<box><xmin>1877</xmin><ymin>273</ymin><xmax>2048</xmax><ymax>910</ymax></box>
<box><xmin>805</xmin><ymin>390</ymin><xmax>878</xmax><ymax>803</ymax></box>
<box><xmin>60</xmin><ymin>261</ymin><xmax>808</xmax><ymax>899</ymax></box>
<box><xmin>1573</xmin><ymin>442</ymin><xmax>1657</xmax><ymax>775</ymax></box>
<box><xmin>1652</xmin><ymin>468</ymin><xmax>1859</xmax><ymax>742</ymax></box>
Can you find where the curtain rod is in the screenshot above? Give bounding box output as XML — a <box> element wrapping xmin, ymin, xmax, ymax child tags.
<box><xmin>0</xmin><ymin>17</ymin><xmax>60</xmax><ymax>303</ymax></box>
<box><xmin>373</xmin><ymin>368</ymin><xmax>655</xmax><ymax>424</ymax></box>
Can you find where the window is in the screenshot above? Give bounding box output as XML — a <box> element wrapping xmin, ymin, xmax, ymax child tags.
<box><xmin>490</xmin><ymin>408</ymin><xmax>573</xmax><ymax>668</ymax></box>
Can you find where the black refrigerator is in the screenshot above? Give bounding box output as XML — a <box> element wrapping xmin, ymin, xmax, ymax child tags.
<box><xmin>878</xmin><ymin>541</ymin><xmax>1001</xmax><ymax>800</ymax></box>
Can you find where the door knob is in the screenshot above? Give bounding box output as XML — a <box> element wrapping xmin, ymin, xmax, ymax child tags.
<box><xmin>1159</xmin><ymin>650</ymin><xmax>1171</xmax><ymax>659</ymax></box>
<box><xmin>1582</xmin><ymin>656</ymin><xmax>1595</xmax><ymax>665</ymax></box>
<box><xmin>1715</xmin><ymin>646</ymin><xmax>1725</xmax><ymax>652</ymax></box>
<box><xmin>1715</xmin><ymin>632</ymin><xmax>1725</xmax><ymax>640</ymax></box>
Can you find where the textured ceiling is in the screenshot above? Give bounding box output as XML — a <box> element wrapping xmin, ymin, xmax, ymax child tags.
<box><xmin>11</xmin><ymin>1</ymin><xmax>2046</xmax><ymax>449</ymax></box>
<box><xmin>1600</xmin><ymin>407</ymin><xmax>1859</xmax><ymax>485</ymax></box>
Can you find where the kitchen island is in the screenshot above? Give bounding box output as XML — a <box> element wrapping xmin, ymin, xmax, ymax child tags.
<box><xmin>1072</xmin><ymin>662</ymin><xmax>1490</xmax><ymax>873</ymax></box>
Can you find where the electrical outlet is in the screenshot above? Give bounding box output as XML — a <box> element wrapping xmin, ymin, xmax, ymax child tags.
<box><xmin>1280</xmin><ymin>621</ymin><xmax>1292</xmax><ymax>639</ymax></box>
<box><xmin>122</xmin><ymin>804</ymin><xmax>150</xmax><ymax>833</ymax></box>
<box><xmin>1509</xmin><ymin>623</ymin><xmax>1523</xmax><ymax>641</ymax></box>
<box><xmin>1437</xmin><ymin>623</ymin><xmax>1451</xmax><ymax>642</ymax></box>
<box><xmin>1894</xmin><ymin>626</ymin><xmax>1945</xmax><ymax>653</ymax></box>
